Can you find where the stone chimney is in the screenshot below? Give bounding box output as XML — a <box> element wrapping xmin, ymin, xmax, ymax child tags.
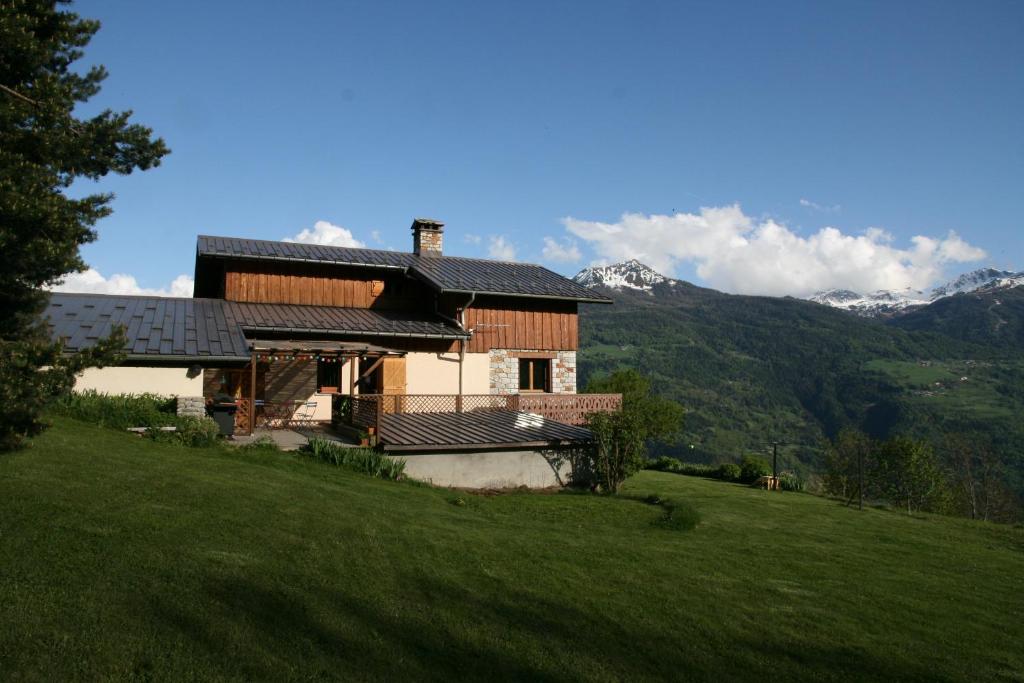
<box><xmin>411</xmin><ymin>218</ymin><xmax>444</xmax><ymax>256</ymax></box>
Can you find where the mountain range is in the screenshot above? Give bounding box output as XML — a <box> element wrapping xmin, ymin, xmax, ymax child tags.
<box><xmin>571</xmin><ymin>259</ymin><xmax>1024</xmax><ymax>510</ymax></box>
<box><xmin>574</xmin><ymin>261</ymin><xmax>1024</xmax><ymax>317</ymax></box>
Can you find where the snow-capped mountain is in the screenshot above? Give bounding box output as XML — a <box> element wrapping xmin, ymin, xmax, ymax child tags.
<box><xmin>808</xmin><ymin>287</ymin><xmax>928</xmax><ymax>316</ymax></box>
<box><xmin>929</xmin><ymin>268</ymin><xmax>1018</xmax><ymax>299</ymax></box>
<box><xmin>809</xmin><ymin>268</ymin><xmax>1024</xmax><ymax>317</ymax></box>
<box><xmin>572</xmin><ymin>259</ymin><xmax>669</xmax><ymax>291</ymax></box>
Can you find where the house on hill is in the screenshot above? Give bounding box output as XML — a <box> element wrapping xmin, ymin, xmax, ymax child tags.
<box><xmin>45</xmin><ymin>219</ymin><xmax>620</xmax><ymax>487</ymax></box>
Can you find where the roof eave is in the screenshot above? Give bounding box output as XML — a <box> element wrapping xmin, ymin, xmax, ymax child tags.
<box><xmin>197</xmin><ymin>252</ymin><xmax>408</xmax><ymax>272</ymax></box>
<box><xmin>432</xmin><ymin>287</ymin><xmax>613</xmax><ymax>304</ymax></box>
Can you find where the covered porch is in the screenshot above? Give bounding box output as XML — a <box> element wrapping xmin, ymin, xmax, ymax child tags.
<box><xmin>206</xmin><ymin>339</ymin><xmax>409</xmax><ymax>435</ymax></box>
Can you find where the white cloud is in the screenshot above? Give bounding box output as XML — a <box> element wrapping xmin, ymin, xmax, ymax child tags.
<box><xmin>284</xmin><ymin>220</ymin><xmax>364</xmax><ymax>248</ymax></box>
<box><xmin>51</xmin><ymin>269</ymin><xmax>195</xmax><ymax>297</ymax></box>
<box><xmin>541</xmin><ymin>237</ymin><xmax>582</xmax><ymax>263</ymax></box>
<box><xmin>800</xmin><ymin>198</ymin><xmax>841</xmax><ymax>213</ymax></box>
<box><xmin>463</xmin><ymin>233</ymin><xmax>482</xmax><ymax>245</ymax></box>
<box><xmin>563</xmin><ymin>205</ymin><xmax>986</xmax><ymax>297</ymax></box>
<box><xmin>488</xmin><ymin>235</ymin><xmax>517</xmax><ymax>261</ymax></box>
<box><xmin>370</xmin><ymin>229</ymin><xmax>383</xmax><ymax>244</ymax></box>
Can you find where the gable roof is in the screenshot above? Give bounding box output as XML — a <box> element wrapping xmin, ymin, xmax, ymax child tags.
<box><xmin>45</xmin><ymin>293</ymin><xmax>468</xmax><ymax>362</ymax></box>
<box><xmin>196</xmin><ymin>235</ymin><xmax>611</xmax><ymax>303</ymax></box>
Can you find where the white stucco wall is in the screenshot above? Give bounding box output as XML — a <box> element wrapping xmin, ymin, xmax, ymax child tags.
<box><xmin>74</xmin><ymin>366</ymin><xmax>203</xmax><ymax>397</ymax></box>
<box><xmin>397</xmin><ymin>448</ymin><xmax>581</xmax><ymax>489</ymax></box>
<box><xmin>405</xmin><ymin>351</ymin><xmax>490</xmax><ymax>395</ymax></box>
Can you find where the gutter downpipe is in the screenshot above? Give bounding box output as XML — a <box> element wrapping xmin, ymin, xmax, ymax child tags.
<box><xmin>453</xmin><ymin>292</ymin><xmax>476</xmax><ymax>401</ymax></box>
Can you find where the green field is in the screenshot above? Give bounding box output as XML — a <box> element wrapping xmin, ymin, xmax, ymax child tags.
<box><xmin>864</xmin><ymin>358</ymin><xmax>1024</xmax><ymax>421</ymax></box>
<box><xmin>2</xmin><ymin>418</ymin><xmax>1022</xmax><ymax>681</ymax></box>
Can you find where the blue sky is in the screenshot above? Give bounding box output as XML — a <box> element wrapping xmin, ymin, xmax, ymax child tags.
<box><xmin>62</xmin><ymin>0</ymin><xmax>1023</xmax><ymax>297</ymax></box>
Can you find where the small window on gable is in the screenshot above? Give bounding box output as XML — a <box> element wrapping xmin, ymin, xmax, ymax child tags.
<box><xmin>518</xmin><ymin>358</ymin><xmax>551</xmax><ymax>392</ymax></box>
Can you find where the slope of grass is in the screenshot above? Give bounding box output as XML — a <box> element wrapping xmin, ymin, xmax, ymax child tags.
<box><xmin>1</xmin><ymin>418</ymin><xmax>1022</xmax><ymax>681</ymax></box>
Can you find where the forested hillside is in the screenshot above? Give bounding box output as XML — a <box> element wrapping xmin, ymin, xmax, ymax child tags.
<box><xmin>577</xmin><ymin>281</ymin><xmax>1024</xmax><ymax>497</ymax></box>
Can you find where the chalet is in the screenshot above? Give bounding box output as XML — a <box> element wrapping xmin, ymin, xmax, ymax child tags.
<box><xmin>45</xmin><ymin>219</ymin><xmax>620</xmax><ymax>488</ymax></box>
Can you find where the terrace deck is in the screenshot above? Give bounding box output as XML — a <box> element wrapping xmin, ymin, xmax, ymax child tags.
<box><xmin>377</xmin><ymin>410</ymin><xmax>593</xmax><ymax>452</ymax></box>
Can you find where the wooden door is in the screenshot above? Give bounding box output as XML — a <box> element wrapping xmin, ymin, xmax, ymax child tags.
<box><xmin>381</xmin><ymin>357</ymin><xmax>407</xmax><ymax>395</ymax></box>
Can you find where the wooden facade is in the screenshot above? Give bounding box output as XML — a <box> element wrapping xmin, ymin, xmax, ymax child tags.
<box><xmin>217</xmin><ymin>263</ymin><xmax>579</xmax><ymax>353</ymax></box>
<box><xmin>458</xmin><ymin>296</ymin><xmax>578</xmax><ymax>352</ymax></box>
<box><xmin>223</xmin><ymin>262</ymin><xmax>429</xmax><ymax>310</ymax></box>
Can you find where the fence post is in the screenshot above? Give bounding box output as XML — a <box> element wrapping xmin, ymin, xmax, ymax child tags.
<box><xmin>456</xmin><ymin>394</ymin><xmax>463</xmax><ymax>413</ymax></box>
<box><xmin>375</xmin><ymin>396</ymin><xmax>383</xmax><ymax>446</ymax></box>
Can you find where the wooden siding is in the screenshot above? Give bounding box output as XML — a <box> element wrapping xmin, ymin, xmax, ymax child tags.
<box><xmin>461</xmin><ymin>297</ymin><xmax>578</xmax><ymax>352</ymax></box>
<box><xmin>223</xmin><ymin>262</ymin><xmax>429</xmax><ymax>310</ymax></box>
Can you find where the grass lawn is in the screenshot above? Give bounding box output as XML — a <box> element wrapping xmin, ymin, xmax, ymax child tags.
<box><xmin>1</xmin><ymin>418</ymin><xmax>1022</xmax><ymax>681</ymax></box>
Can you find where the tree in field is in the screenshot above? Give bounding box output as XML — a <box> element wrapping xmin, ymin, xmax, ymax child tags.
<box><xmin>940</xmin><ymin>433</ymin><xmax>1016</xmax><ymax>522</ymax></box>
<box><xmin>1</xmin><ymin>1</ymin><xmax>169</xmax><ymax>449</ymax></box>
<box><xmin>823</xmin><ymin>428</ymin><xmax>875</xmax><ymax>508</ymax></box>
<box><xmin>586</xmin><ymin>409</ymin><xmax>646</xmax><ymax>493</ymax></box>
<box><xmin>584</xmin><ymin>368</ymin><xmax>684</xmax><ymax>447</ymax></box>
<box><xmin>873</xmin><ymin>437</ymin><xmax>949</xmax><ymax>514</ymax></box>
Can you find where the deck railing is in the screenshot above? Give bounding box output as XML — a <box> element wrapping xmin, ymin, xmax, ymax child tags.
<box><xmin>348</xmin><ymin>393</ymin><xmax>622</xmax><ymax>441</ymax></box>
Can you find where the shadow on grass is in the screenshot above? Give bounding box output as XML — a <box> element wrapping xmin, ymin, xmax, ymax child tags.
<box><xmin>144</xmin><ymin>568</ymin><xmax>950</xmax><ymax>681</ymax></box>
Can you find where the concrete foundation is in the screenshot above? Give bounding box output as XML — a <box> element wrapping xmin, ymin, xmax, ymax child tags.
<box><xmin>395</xmin><ymin>447</ymin><xmax>588</xmax><ymax>489</ymax></box>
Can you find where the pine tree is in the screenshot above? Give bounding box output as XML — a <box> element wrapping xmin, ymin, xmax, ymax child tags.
<box><xmin>1</xmin><ymin>0</ymin><xmax>169</xmax><ymax>449</ymax></box>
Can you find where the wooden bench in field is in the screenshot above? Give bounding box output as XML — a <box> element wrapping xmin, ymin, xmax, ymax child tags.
<box><xmin>755</xmin><ymin>475</ymin><xmax>780</xmax><ymax>490</ymax></box>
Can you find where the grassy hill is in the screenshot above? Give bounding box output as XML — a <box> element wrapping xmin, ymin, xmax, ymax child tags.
<box><xmin>2</xmin><ymin>418</ymin><xmax>1022</xmax><ymax>680</ymax></box>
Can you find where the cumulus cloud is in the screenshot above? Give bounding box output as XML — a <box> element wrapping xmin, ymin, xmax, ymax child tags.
<box><xmin>51</xmin><ymin>269</ymin><xmax>195</xmax><ymax>297</ymax></box>
<box><xmin>563</xmin><ymin>205</ymin><xmax>986</xmax><ymax>297</ymax></box>
<box><xmin>284</xmin><ymin>220</ymin><xmax>364</xmax><ymax>248</ymax></box>
<box><xmin>800</xmin><ymin>198</ymin><xmax>841</xmax><ymax>213</ymax></box>
<box><xmin>488</xmin><ymin>235</ymin><xmax>517</xmax><ymax>261</ymax></box>
<box><xmin>541</xmin><ymin>237</ymin><xmax>582</xmax><ymax>263</ymax></box>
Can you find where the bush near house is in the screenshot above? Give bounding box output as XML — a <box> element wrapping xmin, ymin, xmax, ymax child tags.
<box><xmin>51</xmin><ymin>391</ymin><xmax>179</xmax><ymax>430</ymax></box>
<box><xmin>304</xmin><ymin>437</ymin><xmax>405</xmax><ymax>480</ymax></box>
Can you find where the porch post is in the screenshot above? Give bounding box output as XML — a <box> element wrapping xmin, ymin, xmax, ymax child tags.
<box><xmin>350</xmin><ymin>354</ymin><xmax>358</xmax><ymax>396</ymax></box>
<box><xmin>248</xmin><ymin>351</ymin><xmax>256</xmax><ymax>436</ymax></box>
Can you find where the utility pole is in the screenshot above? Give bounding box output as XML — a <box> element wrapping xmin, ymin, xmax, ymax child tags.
<box><xmin>772</xmin><ymin>441</ymin><xmax>779</xmax><ymax>480</ymax></box>
<box><xmin>858</xmin><ymin>444</ymin><xmax>864</xmax><ymax>511</ymax></box>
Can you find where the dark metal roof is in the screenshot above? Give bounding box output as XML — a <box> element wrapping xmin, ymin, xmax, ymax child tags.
<box><xmin>222</xmin><ymin>300</ymin><xmax>468</xmax><ymax>340</ymax></box>
<box><xmin>379</xmin><ymin>410</ymin><xmax>593</xmax><ymax>452</ymax></box>
<box><xmin>45</xmin><ymin>293</ymin><xmax>467</xmax><ymax>361</ymax></box>
<box><xmin>197</xmin><ymin>235</ymin><xmax>611</xmax><ymax>303</ymax></box>
<box><xmin>197</xmin><ymin>235</ymin><xmax>415</xmax><ymax>270</ymax></box>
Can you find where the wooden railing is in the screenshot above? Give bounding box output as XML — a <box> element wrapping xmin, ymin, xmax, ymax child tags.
<box><xmin>348</xmin><ymin>393</ymin><xmax>622</xmax><ymax>440</ymax></box>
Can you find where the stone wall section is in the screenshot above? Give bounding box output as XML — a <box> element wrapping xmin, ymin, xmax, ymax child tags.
<box><xmin>488</xmin><ymin>349</ymin><xmax>576</xmax><ymax>394</ymax></box>
<box><xmin>176</xmin><ymin>396</ymin><xmax>206</xmax><ymax>419</ymax></box>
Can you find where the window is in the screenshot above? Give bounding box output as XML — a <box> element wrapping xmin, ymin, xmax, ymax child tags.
<box><xmin>317</xmin><ymin>358</ymin><xmax>340</xmax><ymax>393</ymax></box>
<box><xmin>518</xmin><ymin>358</ymin><xmax>550</xmax><ymax>392</ymax></box>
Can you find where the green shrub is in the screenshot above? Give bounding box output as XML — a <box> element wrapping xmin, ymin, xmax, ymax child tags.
<box><xmin>52</xmin><ymin>391</ymin><xmax>177</xmax><ymax>430</ymax></box>
<box><xmin>647</xmin><ymin>456</ymin><xmax>682</xmax><ymax>472</ymax></box>
<box><xmin>304</xmin><ymin>438</ymin><xmax>405</xmax><ymax>480</ymax></box>
<box><xmin>740</xmin><ymin>455</ymin><xmax>771</xmax><ymax>482</ymax></box>
<box><xmin>173</xmin><ymin>417</ymin><xmax>220</xmax><ymax>448</ymax></box>
<box><xmin>716</xmin><ymin>463</ymin><xmax>741</xmax><ymax>481</ymax></box>
<box><xmin>677</xmin><ymin>462</ymin><xmax>716</xmax><ymax>477</ymax></box>
<box><xmin>146</xmin><ymin>416</ymin><xmax>219</xmax><ymax>448</ymax></box>
<box><xmin>778</xmin><ymin>472</ymin><xmax>805</xmax><ymax>492</ymax></box>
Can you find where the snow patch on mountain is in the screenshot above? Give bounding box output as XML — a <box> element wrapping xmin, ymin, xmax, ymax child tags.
<box><xmin>572</xmin><ymin>259</ymin><xmax>668</xmax><ymax>291</ymax></box>
<box><xmin>809</xmin><ymin>268</ymin><xmax>1024</xmax><ymax>317</ymax></box>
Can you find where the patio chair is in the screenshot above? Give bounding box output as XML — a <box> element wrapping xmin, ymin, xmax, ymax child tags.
<box><xmin>293</xmin><ymin>401</ymin><xmax>319</xmax><ymax>426</ymax></box>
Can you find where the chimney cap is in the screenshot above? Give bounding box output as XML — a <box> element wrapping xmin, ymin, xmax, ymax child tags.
<box><xmin>411</xmin><ymin>218</ymin><xmax>444</xmax><ymax>231</ymax></box>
